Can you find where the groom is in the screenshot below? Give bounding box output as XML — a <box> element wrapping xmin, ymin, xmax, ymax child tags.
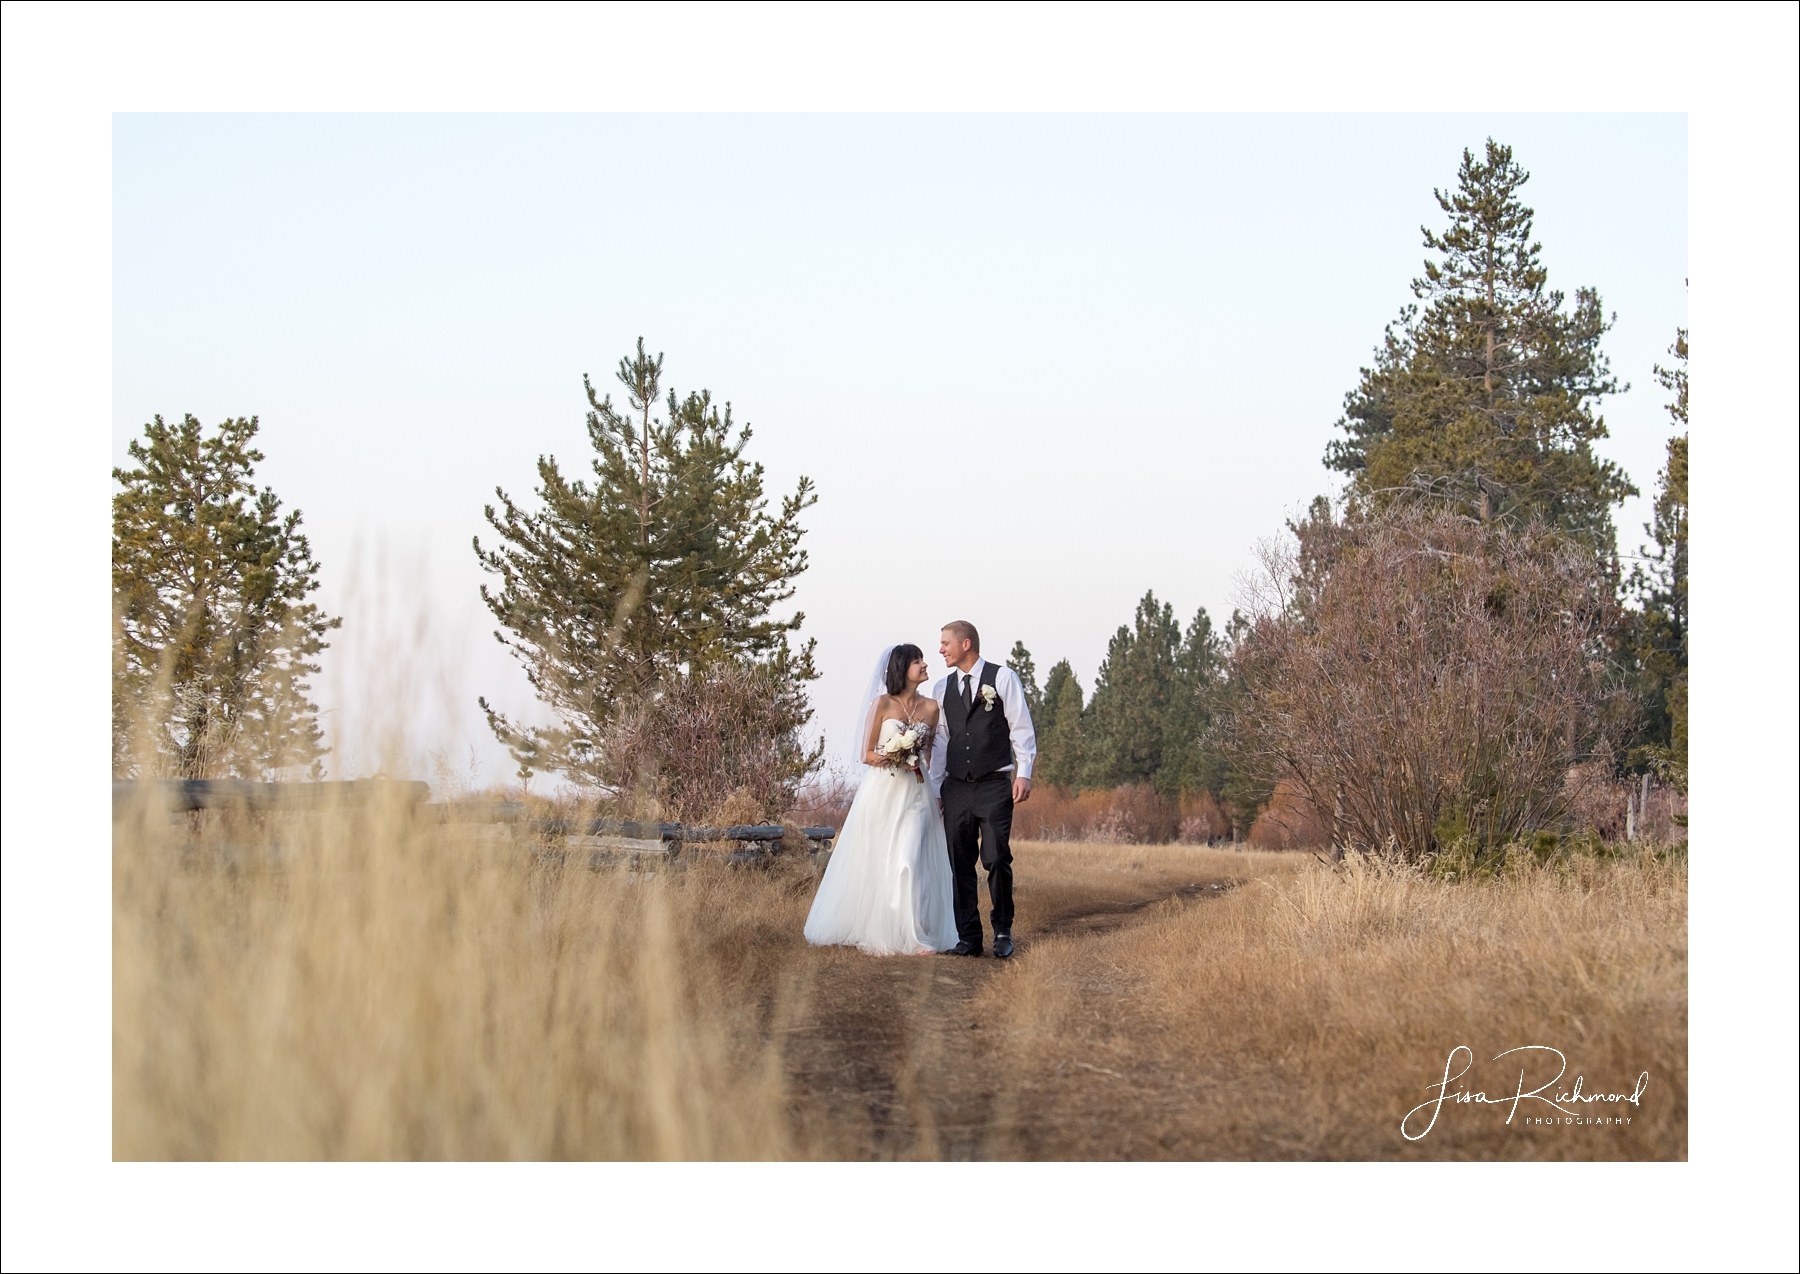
<box><xmin>930</xmin><ymin>621</ymin><xmax>1037</xmax><ymax>959</ymax></box>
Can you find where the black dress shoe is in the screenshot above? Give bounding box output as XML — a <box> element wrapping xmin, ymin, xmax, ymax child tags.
<box><xmin>946</xmin><ymin>940</ymin><xmax>983</xmax><ymax>957</ymax></box>
<box><xmin>993</xmin><ymin>933</ymin><xmax>1014</xmax><ymax>959</ymax></box>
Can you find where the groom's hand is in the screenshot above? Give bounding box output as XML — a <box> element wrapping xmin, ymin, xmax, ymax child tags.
<box><xmin>1012</xmin><ymin>775</ymin><xmax>1032</xmax><ymax>804</ymax></box>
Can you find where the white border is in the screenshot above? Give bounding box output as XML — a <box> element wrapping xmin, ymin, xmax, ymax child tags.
<box><xmin>4</xmin><ymin>3</ymin><xmax>1795</xmax><ymax>1271</ymax></box>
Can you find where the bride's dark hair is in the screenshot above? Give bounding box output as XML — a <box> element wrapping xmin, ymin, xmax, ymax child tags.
<box><xmin>885</xmin><ymin>644</ymin><xmax>924</xmax><ymax>695</ymax></box>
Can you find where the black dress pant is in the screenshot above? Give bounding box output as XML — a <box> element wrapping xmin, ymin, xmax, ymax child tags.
<box><xmin>941</xmin><ymin>772</ymin><xmax>1014</xmax><ymax>946</ymax></box>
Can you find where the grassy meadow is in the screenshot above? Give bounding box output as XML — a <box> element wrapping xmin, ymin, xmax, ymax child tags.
<box><xmin>974</xmin><ymin>841</ymin><xmax>1686</xmax><ymax>1159</ymax></box>
<box><xmin>113</xmin><ymin>797</ymin><xmax>1686</xmax><ymax>1160</ymax></box>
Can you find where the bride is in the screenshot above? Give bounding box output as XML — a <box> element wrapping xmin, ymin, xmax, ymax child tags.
<box><xmin>803</xmin><ymin>644</ymin><xmax>958</xmax><ymax>956</ymax></box>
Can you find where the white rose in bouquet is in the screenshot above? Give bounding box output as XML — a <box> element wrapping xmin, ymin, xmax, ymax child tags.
<box><xmin>876</xmin><ymin>722</ymin><xmax>928</xmax><ymax>780</ymax></box>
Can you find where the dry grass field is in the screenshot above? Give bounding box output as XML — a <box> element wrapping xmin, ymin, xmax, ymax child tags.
<box><xmin>114</xmin><ymin>799</ymin><xmax>1686</xmax><ymax>1160</ymax></box>
<box><xmin>973</xmin><ymin>843</ymin><xmax>1686</xmax><ymax>1159</ymax></box>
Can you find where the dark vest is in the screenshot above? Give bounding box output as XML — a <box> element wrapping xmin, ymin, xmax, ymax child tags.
<box><xmin>943</xmin><ymin>661</ymin><xmax>1012</xmax><ymax>781</ymax></box>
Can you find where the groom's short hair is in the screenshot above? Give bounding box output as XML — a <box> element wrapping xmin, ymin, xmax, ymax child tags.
<box><xmin>942</xmin><ymin>620</ymin><xmax>979</xmax><ymax>653</ymax></box>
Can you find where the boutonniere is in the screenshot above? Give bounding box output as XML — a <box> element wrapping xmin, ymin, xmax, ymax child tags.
<box><xmin>979</xmin><ymin>684</ymin><xmax>999</xmax><ymax>711</ymax></box>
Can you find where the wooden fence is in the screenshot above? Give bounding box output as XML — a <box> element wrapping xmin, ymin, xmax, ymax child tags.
<box><xmin>110</xmin><ymin>780</ymin><xmax>837</xmax><ymax>862</ymax></box>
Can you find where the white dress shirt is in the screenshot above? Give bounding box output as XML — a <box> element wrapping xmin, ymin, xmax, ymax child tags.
<box><xmin>928</xmin><ymin>657</ymin><xmax>1037</xmax><ymax>787</ymax></box>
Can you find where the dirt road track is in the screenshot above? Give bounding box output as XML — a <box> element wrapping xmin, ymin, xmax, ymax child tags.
<box><xmin>779</xmin><ymin>877</ymin><xmax>1235</xmax><ymax>1159</ymax></box>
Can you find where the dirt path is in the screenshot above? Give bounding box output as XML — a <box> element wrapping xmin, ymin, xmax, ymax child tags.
<box><xmin>779</xmin><ymin>874</ymin><xmax>1237</xmax><ymax>1160</ymax></box>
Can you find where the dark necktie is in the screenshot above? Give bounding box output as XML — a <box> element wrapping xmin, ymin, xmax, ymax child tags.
<box><xmin>962</xmin><ymin>674</ymin><xmax>972</xmax><ymax>713</ymax></box>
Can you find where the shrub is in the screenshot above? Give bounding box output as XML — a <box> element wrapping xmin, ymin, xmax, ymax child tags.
<box><xmin>1013</xmin><ymin>783</ymin><xmax>1182</xmax><ymax>844</ymax></box>
<box><xmin>602</xmin><ymin>661</ymin><xmax>823</xmax><ymax>825</ymax></box>
<box><xmin>1247</xmin><ymin>781</ymin><xmax>1331</xmax><ymax>851</ymax></box>
<box><xmin>1176</xmin><ymin>789</ymin><xmax>1232</xmax><ymax>844</ymax></box>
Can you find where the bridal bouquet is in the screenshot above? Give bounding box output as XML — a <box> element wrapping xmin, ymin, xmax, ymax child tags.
<box><xmin>877</xmin><ymin>723</ymin><xmax>929</xmax><ymax>782</ymax></box>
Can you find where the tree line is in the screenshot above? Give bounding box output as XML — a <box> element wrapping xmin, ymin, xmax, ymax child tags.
<box><xmin>1007</xmin><ymin>599</ymin><xmax>1242</xmax><ymax>816</ymax></box>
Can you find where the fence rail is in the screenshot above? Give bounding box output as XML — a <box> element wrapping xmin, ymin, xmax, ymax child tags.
<box><xmin>112</xmin><ymin>779</ymin><xmax>430</xmax><ymax>812</ymax></box>
<box><xmin>111</xmin><ymin>781</ymin><xmax>836</xmax><ymax>858</ymax></box>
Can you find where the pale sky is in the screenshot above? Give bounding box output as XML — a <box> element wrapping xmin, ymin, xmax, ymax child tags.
<box><xmin>113</xmin><ymin>113</ymin><xmax>1687</xmax><ymax>785</ymax></box>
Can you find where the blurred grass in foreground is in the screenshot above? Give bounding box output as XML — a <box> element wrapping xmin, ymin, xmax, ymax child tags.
<box><xmin>114</xmin><ymin>798</ymin><xmax>1685</xmax><ymax>1160</ymax></box>
<box><xmin>114</xmin><ymin>793</ymin><xmax>810</xmax><ymax>1159</ymax></box>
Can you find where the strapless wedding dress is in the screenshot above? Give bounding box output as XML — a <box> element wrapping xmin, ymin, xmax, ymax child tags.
<box><xmin>804</xmin><ymin>718</ymin><xmax>958</xmax><ymax>956</ymax></box>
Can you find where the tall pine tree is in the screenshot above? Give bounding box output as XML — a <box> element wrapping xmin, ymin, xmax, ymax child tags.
<box><xmin>113</xmin><ymin>414</ymin><xmax>338</xmax><ymax>779</ymax></box>
<box><xmin>1007</xmin><ymin>639</ymin><xmax>1043</xmax><ymax>725</ymax></box>
<box><xmin>1325</xmin><ymin>139</ymin><xmax>1635</xmax><ymax>563</ymax></box>
<box><xmin>1083</xmin><ymin>593</ymin><xmax>1182</xmax><ymax>790</ymax></box>
<box><xmin>1628</xmin><ymin>328</ymin><xmax>1688</xmax><ymax>785</ymax></box>
<box><xmin>1076</xmin><ymin>593</ymin><xmax>1225</xmax><ymax>798</ymax></box>
<box><xmin>1035</xmin><ymin>659</ymin><xmax>1086</xmax><ymax>789</ymax></box>
<box><xmin>476</xmin><ymin>339</ymin><xmax>818</xmax><ymax>787</ymax></box>
<box><xmin>1157</xmin><ymin>606</ymin><xmax>1228</xmax><ymax>798</ymax></box>
<box><xmin>1021</xmin><ymin>599</ymin><xmax>1228</xmax><ymax>798</ymax></box>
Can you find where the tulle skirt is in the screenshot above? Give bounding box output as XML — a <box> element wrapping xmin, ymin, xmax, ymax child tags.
<box><xmin>803</xmin><ymin>765</ymin><xmax>958</xmax><ymax>956</ymax></box>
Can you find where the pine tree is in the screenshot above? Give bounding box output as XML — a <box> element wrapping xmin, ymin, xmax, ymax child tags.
<box><xmin>1024</xmin><ymin>601</ymin><xmax>1228</xmax><ymax>799</ymax></box>
<box><xmin>1214</xmin><ymin>608</ymin><xmax>1270</xmax><ymax>832</ymax></box>
<box><xmin>1158</xmin><ymin>606</ymin><xmax>1228</xmax><ymax>798</ymax></box>
<box><xmin>1083</xmin><ymin>592</ymin><xmax>1184</xmax><ymax>789</ymax></box>
<box><xmin>1039</xmin><ymin>657</ymin><xmax>1074</xmax><ymax>741</ymax></box>
<box><xmin>113</xmin><ymin>414</ymin><xmax>339</xmax><ymax>779</ymax></box>
<box><xmin>1325</xmin><ymin>139</ymin><xmax>1635</xmax><ymax>562</ymax></box>
<box><xmin>476</xmin><ymin>339</ymin><xmax>818</xmax><ymax>788</ymax></box>
<box><xmin>1008</xmin><ymin>639</ymin><xmax>1043</xmax><ymax>725</ymax></box>
<box><xmin>1035</xmin><ymin>663</ymin><xmax>1086</xmax><ymax>789</ymax></box>
<box><xmin>1628</xmin><ymin>328</ymin><xmax>1688</xmax><ymax>785</ymax></box>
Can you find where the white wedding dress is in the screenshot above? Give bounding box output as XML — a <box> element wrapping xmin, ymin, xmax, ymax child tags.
<box><xmin>804</xmin><ymin>717</ymin><xmax>959</xmax><ymax>956</ymax></box>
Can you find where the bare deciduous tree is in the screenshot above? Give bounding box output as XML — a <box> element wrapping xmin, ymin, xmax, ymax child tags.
<box><xmin>1225</xmin><ymin>504</ymin><xmax>1622</xmax><ymax>861</ymax></box>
